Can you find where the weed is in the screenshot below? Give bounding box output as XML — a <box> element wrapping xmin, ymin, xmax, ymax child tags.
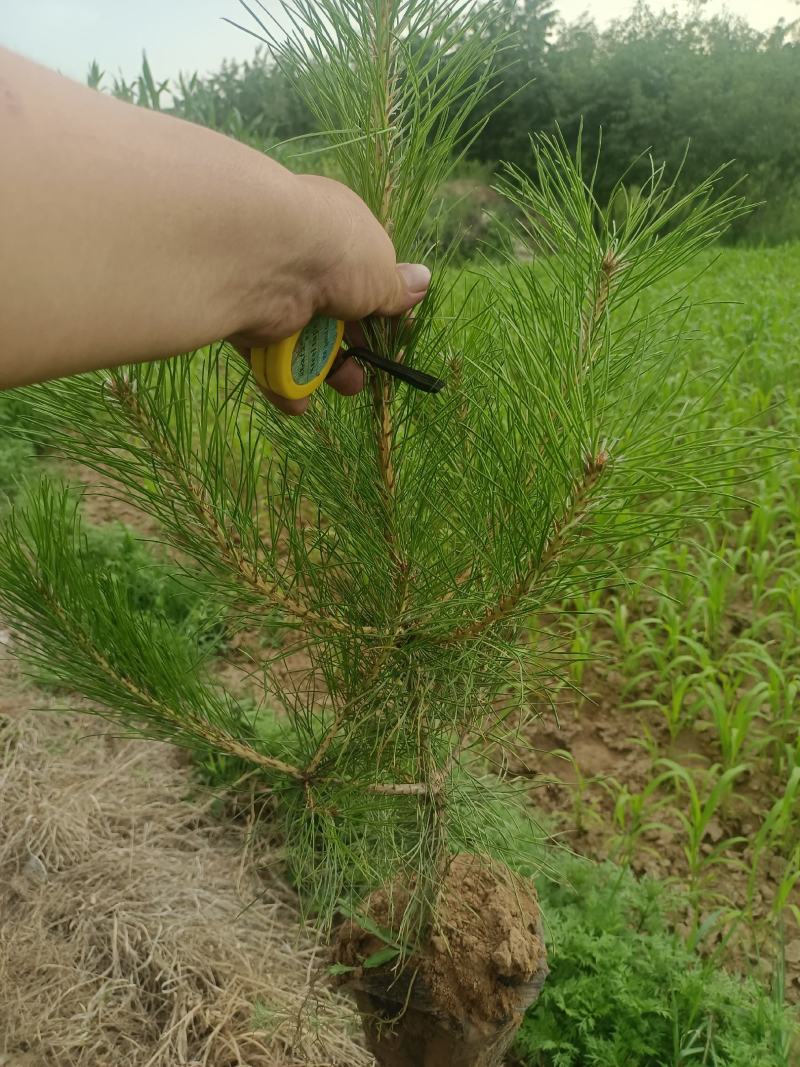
<box><xmin>513</xmin><ymin>852</ymin><xmax>797</xmax><ymax>1067</ymax></box>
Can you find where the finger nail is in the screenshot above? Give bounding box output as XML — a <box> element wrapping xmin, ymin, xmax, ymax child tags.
<box><xmin>397</xmin><ymin>263</ymin><xmax>432</xmax><ymax>295</ymax></box>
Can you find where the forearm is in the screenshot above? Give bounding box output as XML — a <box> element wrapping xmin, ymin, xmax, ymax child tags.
<box><xmin>0</xmin><ymin>48</ymin><xmax>321</xmax><ymax>387</ymax></box>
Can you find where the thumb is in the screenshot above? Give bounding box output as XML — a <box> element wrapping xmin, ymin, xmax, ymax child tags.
<box><xmin>374</xmin><ymin>263</ymin><xmax>432</xmax><ymax>317</ymax></box>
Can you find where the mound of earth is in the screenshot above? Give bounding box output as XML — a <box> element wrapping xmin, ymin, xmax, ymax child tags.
<box><xmin>335</xmin><ymin>854</ymin><xmax>548</xmax><ymax>1066</ymax></box>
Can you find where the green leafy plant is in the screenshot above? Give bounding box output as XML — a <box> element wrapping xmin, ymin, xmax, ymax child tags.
<box><xmin>657</xmin><ymin>759</ymin><xmax>749</xmax><ymax>932</ymax></box>
<box><xmin>0</xmin><ymin>1</ymin><xmax>755</xmax><ymax>1060</ymax></box>
<box><xmin>606</xmin><ymin>770</ymin><xmax>674</xmax><ymax>867</ymax></box>
<box><xmin>513</xmin><ymin>853</ymin><xmax>797</xmax><ymax>1067</ymax></box>
<box><xmin>79</xmin><ymin>520</ymin><xmax>231</xmax><ymax>645</ymax></box>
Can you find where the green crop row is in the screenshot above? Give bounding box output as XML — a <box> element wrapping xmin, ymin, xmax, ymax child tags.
<box><xmin>534</xmin><ymin>244</ymin><xmax>799</xmax><ymax>1005</ymax></box>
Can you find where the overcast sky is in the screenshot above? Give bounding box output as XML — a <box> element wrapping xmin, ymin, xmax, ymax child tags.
<box><xmin>2</xmin><ymin>0</ymin><xmax>798</xmax><ymax>84</ymax></box>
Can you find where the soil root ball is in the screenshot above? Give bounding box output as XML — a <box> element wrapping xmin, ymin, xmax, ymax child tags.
<box><xmin>334</xmin><ymin>852</ymin><xmax>549</xmax><ymax>1067</ymax></box>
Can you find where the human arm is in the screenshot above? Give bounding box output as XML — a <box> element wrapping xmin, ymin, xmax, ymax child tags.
<box><xmin>0</xmin><ymin>48</ymin><xmax>430</xmax><ymax>410</ymax></box>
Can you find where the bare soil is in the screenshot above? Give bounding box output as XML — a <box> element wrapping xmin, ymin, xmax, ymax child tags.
<box><xmin>56</xmin><ymin>460</ymin><xmax>163</xmax><ymax>536</ymax></box>
<box><xmin>513</xmin><ymin>655</ymin><xmax>800</xmax><ymax>999</ymax></box>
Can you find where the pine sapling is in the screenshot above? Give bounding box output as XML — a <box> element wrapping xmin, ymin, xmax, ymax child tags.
<box><xmin>0</xmin><ymin>1</ymin><xmax>751</xmax><ymax>1063</ymax></box>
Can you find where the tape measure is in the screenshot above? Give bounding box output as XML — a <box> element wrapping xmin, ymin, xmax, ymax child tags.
<box><xmin>250</xmin><ymin>317</ymin><xmax>345</xmax><ymax>400</ymax></box>
<box><xmin>250</xmin><ymin>315</ymin><xmax>445</xmax><ymax>400</ymax></box>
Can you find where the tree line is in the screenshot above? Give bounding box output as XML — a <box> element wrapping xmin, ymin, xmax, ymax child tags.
<box><xmin>93</xmin><ymin>1</ymin><xmax>800</xmax><ymax>244</ymax></box>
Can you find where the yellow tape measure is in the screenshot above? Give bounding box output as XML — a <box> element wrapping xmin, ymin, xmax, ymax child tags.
<box><xmin>250</xmin><ymin>315</ymin><xmax>445</xmax><ymax>400</ymax></box>
<box><xmin>250</xmin><ymin>317</ymin><xmax>345</xmax><ymax>400</ymax></box>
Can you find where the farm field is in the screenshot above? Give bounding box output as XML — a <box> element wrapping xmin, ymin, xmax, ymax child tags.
<box><xmin>524</xmin><ymin>243</ymin><xmax>800</xmax><ymax>982</ymax></box>
<box><xmin>0</xmin><ymin>242</ymin><xmax>798</xmax><ymax>1064</ymax></box>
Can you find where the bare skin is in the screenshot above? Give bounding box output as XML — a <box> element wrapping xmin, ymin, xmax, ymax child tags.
<box><xmin>0</xmin><ymin>48</ymin><xmax>431</xmax><ymax>414</ymax></box>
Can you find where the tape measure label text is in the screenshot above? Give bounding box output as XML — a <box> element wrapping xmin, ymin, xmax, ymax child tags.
<box><xmin>292</xmin><ymin>317</ymin><xmax>339</xmax><ymax>385</ymax></box>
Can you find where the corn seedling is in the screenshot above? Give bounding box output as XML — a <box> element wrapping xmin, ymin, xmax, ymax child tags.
<box><xmin>700</xmin><ymin>675</ymin><xmax>770</xmax><ymax>769</ymax></box>
<box><xmin>746</xmin><ymin>769</ymin><xmax>800</xmax><ymax>925</ymax></box>
<box><xmin>657</xmin><ymin>759</ymin><xmax>749</xmax><ymax>929</ymax></box>
<box><xmin>549</xmin><ymin>749</ymin><xmax>607</xmax><ymax>834</ymax></box>
<box><xmin>606</xmin><ymin>770</ymin><xmax>675</xmax><ymax>866</ymax></box>
<box><xmin>630</xmin><ymin>656</ymin><xmax>713</xmax><ymax>741</ymax></box>
<box><xmin>771</xmin><ymin>850</ymin><xmax>800</xmax><ymax>932</ymax></box>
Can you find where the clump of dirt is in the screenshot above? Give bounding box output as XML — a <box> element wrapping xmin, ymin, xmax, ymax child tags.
<box><xmin>0</xmin><ymin>709</ymin><xmax>371</xmax><ymax>1067</ymax></box>
<box><xmin>430</xmin><ymin>853</ymin><xmax>545</xmax><ymax>1025</ymax></box>
<box><xmin>335</xmin><ymin>854</ymin><xmax>547</xmax><ymax>1066</ymax></box>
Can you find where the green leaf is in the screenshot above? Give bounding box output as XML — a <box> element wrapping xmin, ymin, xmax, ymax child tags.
<box><xmin>363</xmin><ymin>945</ymin><xmax>401</xmax><ymax>969</ymax></box>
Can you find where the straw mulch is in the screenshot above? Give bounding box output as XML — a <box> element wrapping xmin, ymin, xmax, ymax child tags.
<box><xmin>0</xmin><ymin>707</ymin><xmax>372</xmax><ymax>1067</ymax></box>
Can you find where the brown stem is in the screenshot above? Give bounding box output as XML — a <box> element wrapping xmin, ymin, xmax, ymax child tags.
<box><xmin>367</xmin><ymin>2</ymin><xmax>404</xmax><ymax>560</ymax></box>
<box><xmin>372</xmin><ymin>0</ymin><xmax>398</xmax><ymax>235</ymax></box>
<box><xmin>579</xmin><ymin>246</ymin><xmax>624</xmax><ymax>366</ymax></box>
<box><xmin>369</xmin><ymin>782</ymin><xmax>429</xmax><ymax>796</ymax></box>
<box><xmin>372</xmin><ymin>369</ymin><xmax>397</xmax><ymax>504</ymax></box>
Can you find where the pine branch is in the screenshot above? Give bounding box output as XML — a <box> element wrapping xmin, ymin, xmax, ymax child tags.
<box><xmin>367</xmin><ymin>3</ymin><xmax>401</xmax><ymax>540</ymax></box>
<box><xmin>106</xmin><ymin>372</ymin><xmax>365</xmax><ymax>636</ymax></box>
<box><xmin>0</xmin><ymin>482</ymin><xmax>303</xmax><ymax>776</ymax></box>
<box><xmin>371</xmin><ymin>0</ymin><xmax>399</xmax><ymax>234</ymax></box>
<box><xmin>50</xmin><ymin>586</ymin><xmax>305</xmax><ymax>780</ymax></box>
<box><xmin>303</xmin><ymin>650</ymin><xmax>391</xmax><ymax>777</ymax></box>
<box><xmin>579</xmin><ymin>247</ymin><xmax>626</xmax><ymax>362</ymax></box>
<box><xmin>444</xmin><ymin>451</ymin><xmax>607</xmax><ymax>644</ymax></box>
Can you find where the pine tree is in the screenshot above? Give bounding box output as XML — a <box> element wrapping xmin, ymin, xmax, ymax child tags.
<box><xmin>0</xmin><ymin>2</ymin><xmax>749</xmax><ymax>1063</ymax></box>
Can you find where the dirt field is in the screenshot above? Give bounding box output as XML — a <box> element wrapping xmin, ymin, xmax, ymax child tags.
<box><xmin>517</xmin><ymin>654</ymin><xmax>800</xmax><ymax>1000</ymax></box>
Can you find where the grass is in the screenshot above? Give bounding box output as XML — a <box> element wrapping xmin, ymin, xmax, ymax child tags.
<box><xmin>77</xmin><ymin>520</ymin><xmax>230</xmax><ymax>650</ymax></box>
<box><xmin>0</xmin><ymin>390</ymin><xmax>38</xmax><ymax>507</ymax></box>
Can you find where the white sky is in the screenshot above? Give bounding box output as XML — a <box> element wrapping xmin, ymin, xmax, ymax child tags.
<box><xmin>1</xmin><ymin>0</ymin><xmax>798</xmax><ymax>84</ymax></box>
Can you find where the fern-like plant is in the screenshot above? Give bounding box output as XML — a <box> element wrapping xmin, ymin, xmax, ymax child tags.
<box><xmin>0</xmin><ymin>1</ymin><xmax>749</xmax><ymax>1063</ymax></box>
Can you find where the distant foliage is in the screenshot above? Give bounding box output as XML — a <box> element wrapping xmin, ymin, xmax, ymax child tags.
<box><xmin>427</xmin><ymin>172</ymin><xmax>517</xmax><ymax>263</ymax></box>
<box><xmin>88</xmin><ymin>50</ymin><xmax>314</xmax><ymax>150</ymax></box>
<box><xmin>90</xmin><ymin>1</ymin><xmax>800</xmax><ymax>245</ymax></box>
<box><xmin>471</xmin><ymin>2</ymin><xmax>800</xmax><ymax>246</ymax></box>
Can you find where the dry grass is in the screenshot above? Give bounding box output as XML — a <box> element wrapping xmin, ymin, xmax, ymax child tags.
<box><xmin>0</xmin><ymin>707</ymin><xmax>373</xmax><ymax>1067</ymax></box>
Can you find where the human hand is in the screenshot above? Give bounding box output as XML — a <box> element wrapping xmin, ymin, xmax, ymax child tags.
<box><xmin>231</xmin><ymin>174</ymin><xmax>431</xmax><ymax>415</ymax></box>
